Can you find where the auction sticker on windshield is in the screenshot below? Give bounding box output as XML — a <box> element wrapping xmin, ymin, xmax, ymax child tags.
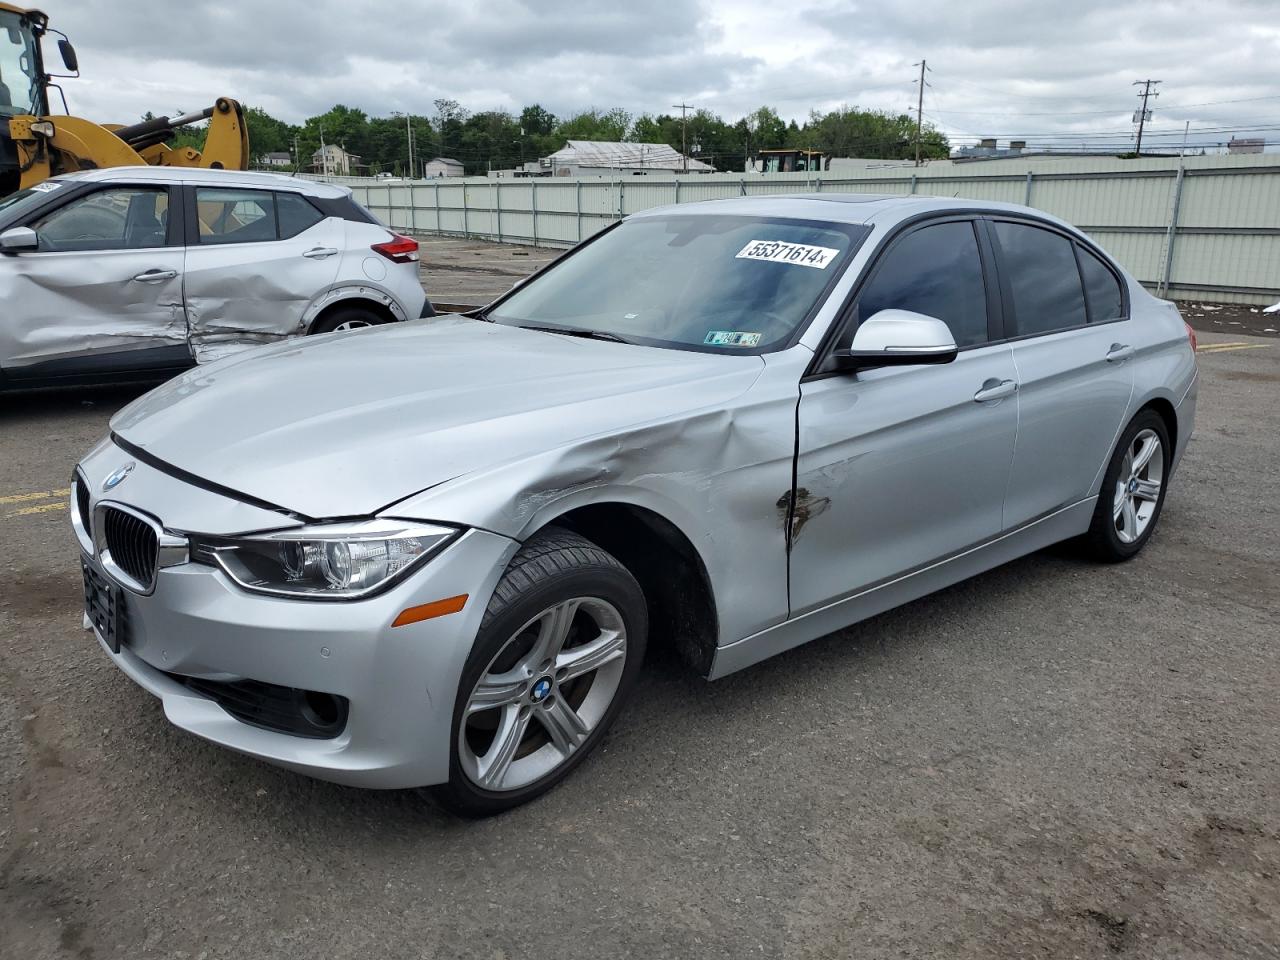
<box><xmin>32</xmin><ymin>181</ymin><xmax>63</xmax><ymax>193</ymax></box>
<box><xmin>736</xmin><ymin>239</ymin><xmax>839</xmax><ymax>269</ymax></box>
<box><xmin>704</xmin><ymin>331</ymin><xmax>762</xmax><ymax>347</ymax></box>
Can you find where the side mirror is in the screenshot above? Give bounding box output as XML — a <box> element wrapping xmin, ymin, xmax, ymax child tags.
<box><xmin>831</xmin><ymin>308</ymin><xmax>958</xmax><ymax>370</ymax></box>
<box><xmin>58</xmin><ymin>39</ymin><xmax>79</xmax><ymax>73</ymax></box>
<box><xmin>0</xmin><ymin>226</ymin><xmax>39</xmax><ymax>253</ymax></box>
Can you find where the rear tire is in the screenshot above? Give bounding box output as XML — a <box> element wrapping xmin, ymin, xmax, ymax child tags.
<box><xmin>428</xmin><ymin>527</ymin><xmax>647</xmax><ymax>818</ymax></box>
<box><xmin>309</xmin><ymin>305</ymin><xmax>388</xmax><ymax>334</ymax></box>
<box><xmin>1081</xmin><ymin>409</ymin><xmax>1171</xmax><ymax>562</ymax></box>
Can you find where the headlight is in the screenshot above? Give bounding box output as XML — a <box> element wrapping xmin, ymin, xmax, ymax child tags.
<box><xmin>191</xmin><ymin>519</ymin><xmax>458</xmax><ymax>600</ymax></box>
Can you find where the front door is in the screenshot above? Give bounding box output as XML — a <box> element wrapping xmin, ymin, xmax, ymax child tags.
<box><xmin>182</xmin><ymin>186</ymin><xmax>344</xmax><ymax>362</ymax></box>
<box><xmin>789</xmin><ymin>218</ymin><xmax>1019</xmax><ymax>615</ymax></box>
<box><xmin>0</xmin><ymin>184</ymin><xmax>187</xmax><ymax>379</ymax></box>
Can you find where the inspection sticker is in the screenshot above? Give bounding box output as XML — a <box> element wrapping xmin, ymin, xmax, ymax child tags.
<box><xmin>736</xmin><ymin>239</ymin><xmax>839</xmax><ymax>269</ymax></box>
<box><xmin>704</xmin><ymin>330</ymin><xmax>762</xmax><ymax>347</ymax></box>
<box><xmin>31</xmin><ymin>181</ymin><xmax>62</xmax><ymax>193</ymax></box>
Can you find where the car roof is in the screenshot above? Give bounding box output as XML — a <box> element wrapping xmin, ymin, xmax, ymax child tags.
<box><xmin>628</xmin><ymin>193</ymin><xmax>1079</xmax><ymax>232</ymax></box>
<box><xmin>47</xmin><ymin>166</ymin><xmax>352</xmax><ymax>198</ymax></box>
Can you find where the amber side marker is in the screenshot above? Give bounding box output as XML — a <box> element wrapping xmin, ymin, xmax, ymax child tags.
<box><xmin>392</xmin><ymin>594</ymin><xmax>468</xmax><ymax>627</ymax></box>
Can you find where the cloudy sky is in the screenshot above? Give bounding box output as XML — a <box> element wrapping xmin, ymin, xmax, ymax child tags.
<box><xmin>56</xmin><ymin>0</ymin><xmax>1280</xmax><ymax>152</ymax></box>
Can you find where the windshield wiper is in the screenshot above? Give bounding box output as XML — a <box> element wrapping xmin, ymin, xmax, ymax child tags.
<box><xmin>515</xmin><ymin>324</ymin><xmax>631</xmax><ymax>344</ymax></box>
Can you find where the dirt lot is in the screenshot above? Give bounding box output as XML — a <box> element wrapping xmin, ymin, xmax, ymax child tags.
<box><xmin>1</xmin><ymin>245</ymin><xmax>1278</xmax><ymax>958</ymax></box>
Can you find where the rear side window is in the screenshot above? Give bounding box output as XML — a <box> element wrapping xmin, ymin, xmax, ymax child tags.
<box><xmin>195</xmin><ymin>189</ymin><xmax>326</xmax><ymax>244</ymax></box>
<box><xmin>855</xmin><ymin>220</ymin><xmax>988</xmax><ymax>348</ymax></box>
<box><xmin>196</xmin><ymin>188</ymin><xmax>276</xmax><ymax>244</ymax></box>
<box><xmin>277</xmin><ymin>192</ymin><xmax>324</xmax><ymax>238</ymax></box>
<box><xmin>993</xmin><ymin>221</ymin><xmax>1087</xmax><ymax>337</ymax></box>
<box><xmin>1077</xmin><ymin>245</ymin><xmax>1124</xmax><ymax>323</ymax></box>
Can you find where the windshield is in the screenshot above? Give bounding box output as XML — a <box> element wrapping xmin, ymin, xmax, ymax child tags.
<box><xmin>488</xmin><ymin>214</ymin><xmax>868</xmax><ymax>353</ymax></box>
<box><xmin>0</xmin><ymin>11</ymin><xmax>42</xmax><ymax>117</ymax></box>
<box><xmin>0</xmin><ymin>180</ymin><xmax>62</xmax><ymax>224</ymax></box>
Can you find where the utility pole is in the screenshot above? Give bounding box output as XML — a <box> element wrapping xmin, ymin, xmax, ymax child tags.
<box><xmin>913</xmin><ymin>59</ymin><xmax>928</xmax><ymax>166</ymax></box>
<box><xmin>318</xmin><ymin>125</ymin><xmax>327</xmax><ymax>175</ymax></box>
<box><xmin>291</xmin><ymin>135</ymin><xmax>300</xmax><ymax>173</ymax></box>
<box><xmin>673</xmin><ymin>102</ymin><xmax>693</xmax><ymax>173</ymax></box>
<box><xmin>1132</xmin><ymin>79</ymin><xmax>1161</xmax><ymax>156</ymax></box>
<box><xmin>405</xmin><ymin>114</ymin><xmax>415</xmax><ymax>180</ymax></box>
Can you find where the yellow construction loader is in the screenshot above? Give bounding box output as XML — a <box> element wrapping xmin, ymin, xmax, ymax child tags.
<box><xmin>0</xmin><ymin>3</ymin><xmax>248</xmax><ymax>196</ymax></box>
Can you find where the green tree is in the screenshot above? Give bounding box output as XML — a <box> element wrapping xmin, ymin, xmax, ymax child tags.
<box><xmin>556</xmin><ymin>108</ymin><xmax>632</xmax><ymax>143</ymax></box>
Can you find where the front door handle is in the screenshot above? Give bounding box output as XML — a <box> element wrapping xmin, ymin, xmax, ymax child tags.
<box><xmin>131</xmin><ymin>269</ymin><xmax>177</xmax><ymax>283</ymax></box>
<box><xmin>1106</xmin><ymin>343</ymin><xmax>1135</xmax><ymax>363</ymax></box>
<box><xmin>302</xmin><ymin>246</ymin><xmax>339</xmax><ymax>259</ymax></box>
<box><xmin>974</xmin><ymin>378</ymin><xmax>1017</xmax><ymax>403</ymax></box>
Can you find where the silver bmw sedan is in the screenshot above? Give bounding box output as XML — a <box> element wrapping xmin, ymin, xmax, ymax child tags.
<box><xmin>72</xmin><ymin>194</ymin><xmax>1198</xmax><ymax>816</ymax></box>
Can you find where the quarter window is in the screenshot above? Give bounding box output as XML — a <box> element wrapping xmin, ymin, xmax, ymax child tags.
<box><xmin>1077</xmin><ymin>245</ymin><xmax>1124</xmax><ymax>323</ymax></box>
<box><xmin>855</xmin><ymin>221</ymin><xmax>989</xmax><ymax>348</ymax></box>
<box><xmin>277</xmin><ymin>192</ymin><xmax>323</xmax><ymax>238</ymax></box>
<box><xmin>993</xmin><ymin>221</ymin><xmax>1088</xmax><ymax>336</ymax></box>
<box><xmin>31</xmin><ymin>187</ymin><xmax>169</xmax><ymax>252</ymax></box>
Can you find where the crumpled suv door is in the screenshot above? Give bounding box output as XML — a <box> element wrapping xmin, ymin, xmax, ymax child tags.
<box><xmin>182</xmin><ymin>186</ymin><xmax>345</xmax><ymax>363</ymax></box>
<box><xmin>0</xmin><ymin>184</ymin><xmax>188</xmax><ymax>379</ymax></box>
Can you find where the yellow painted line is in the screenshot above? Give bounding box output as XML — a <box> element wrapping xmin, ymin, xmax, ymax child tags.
<box><xmin>5</xmin><ymin>501</ymin><xmax>68</xmax><ymax>518</ymax></box>
<box><xmin>0</xmin><ymin>487</ymin><xmax>71</xmax><ymax>505</ymax></box>
<box><xmin>1198</xmin><ymin>344</ymin><xmax>1269</xmax><ymax>354</ymax></box>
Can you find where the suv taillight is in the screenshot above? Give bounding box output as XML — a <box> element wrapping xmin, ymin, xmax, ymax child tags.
<box><xmin>371</xmin><ymin>234</ymin><xmax>419</xmax><ymax>264</ymax></box>
<box><xmin>1185</xmin><ymin>321</ymin><xmax>1198</xmax><ymax>353</ymax></box>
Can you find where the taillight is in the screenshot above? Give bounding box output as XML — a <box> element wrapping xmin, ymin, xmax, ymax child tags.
<box><xmin>1185</xmin><ymin>321</ymin><xmax>1198</xmax><ymax>353</ymax></box>
<box><xmin>371</xmin><ymin>234</ymin><xmax>419</xmax><ymax>264</ymax></box>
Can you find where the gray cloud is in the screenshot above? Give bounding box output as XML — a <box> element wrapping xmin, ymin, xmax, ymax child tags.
<box><xmin>50</xmin><ymin>0</ymin><xmax>1280</xmax><ymax>151</ymax></box>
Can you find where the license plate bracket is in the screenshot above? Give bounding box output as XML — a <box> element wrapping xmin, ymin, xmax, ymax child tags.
<box><xmin>82</xmin><ymin>558</ymin><xmax>126</xmax><ymax>653</ymax></box>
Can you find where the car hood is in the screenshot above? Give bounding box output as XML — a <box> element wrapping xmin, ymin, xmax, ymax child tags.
<box><xmin>110</xmin><ymin>316</ymin><xmax>765</xmax><ymax>519</ymax></box>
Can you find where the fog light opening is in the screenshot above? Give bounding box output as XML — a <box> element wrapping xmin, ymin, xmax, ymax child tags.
<box><xmin>298</xmin><ymin>690</ymin><xmax>343</xmax><ymax>730</ymax></box>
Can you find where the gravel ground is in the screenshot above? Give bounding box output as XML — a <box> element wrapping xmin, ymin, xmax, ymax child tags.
<box><xmin>1</xmin><ymin>321</ymin><xmax>1277</xmax><ymax>958</ymax></box>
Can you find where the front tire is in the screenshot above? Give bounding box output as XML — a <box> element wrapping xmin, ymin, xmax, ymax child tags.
<box><xmin>429</xmin><ymin>527</ymin><xmax>647</xmax><ymax>818</ymax></box>
<box><xmin>1082</xmin><ymin>409</ymin><xmax>1171</xmax><ymax>562</ymax></box>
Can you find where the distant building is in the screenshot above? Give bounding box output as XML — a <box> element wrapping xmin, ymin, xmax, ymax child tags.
<box><xmin>954</xmin><ymin>138</ymin><xmax>1030</xmax><ymax>159</ymax></box>
<box><xmin>522</xmin><ymin>141</ymin><xmax>714</xmax><ymax>177</ymax></box>
<box><xmin>259</xmin><ymin>151</ymin><xmax>292</xmax><ymax>168</ymax></box>
<box><xmin>422</xmin><ymin>157</ymin><xmax>466</xmax><ymax>178</ymax></box>
<box><xmin>746</xmin><ymin>149</ymin><xmax>828</xmax><ymax>173</ymax></box>
<box><xmin>1228</xmin><ymin>137</ymin><xmax>1264</xmax><ymax>155</ymax></box>
<box><xmin>311</xmin><ymin>144</ymin><xmax>364</xmax><ymax>176</ymax></box>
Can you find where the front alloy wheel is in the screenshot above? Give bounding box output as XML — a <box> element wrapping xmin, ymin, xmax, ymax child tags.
<box><xmin>430</xmin><ymin>527</ymin><xmax>647</xmax><ymax>817</ymax></box>
<box><xmin>460</xmin><ymin>597</ymin><xmax>627</xmax><ymax>792</ymax></box>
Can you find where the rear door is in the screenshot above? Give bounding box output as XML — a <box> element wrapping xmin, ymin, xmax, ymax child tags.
<box><xmin>0</xmin><ymin>183</ymin><xmax>188</xmax><ymax>379</ymax></box>
<box><xmin>181</xmin><ymin>186</ymin><xmax>344</xmax><ymax>361</ymax></box>
<box><xmin>988</xmin><ymin>218</ymin><xmax>1135</xmax><ymax>528</ymax></box>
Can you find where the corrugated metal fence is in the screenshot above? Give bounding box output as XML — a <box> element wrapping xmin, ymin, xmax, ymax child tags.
<box><xmin>319</xmin><ymin>155</ymin><xmax>1280</xmax><ymax>305</ymax></box>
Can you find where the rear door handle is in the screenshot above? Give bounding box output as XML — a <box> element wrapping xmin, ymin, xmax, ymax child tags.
<box><xmin>131</xmin><ymin>269</ymin><xmax>177</xmax><ymax>283</ymax></box>
<box><xmin>302</xmin><ymin>246</ymin><xmax>339</xmax><ymax>259</ymax></box>
<box><xmin>974</xmin><ymin>378</ymin><xmax>1017</xmax><ymax>403</ymax></box>
<box><xmin>1106</xmin><ymin>343</ymin><xmax>1135</xmax><ymax>363</ymax></box>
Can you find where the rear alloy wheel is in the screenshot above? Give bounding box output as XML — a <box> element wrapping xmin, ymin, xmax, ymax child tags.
<box><xmin>309</xmin><ymin>305</ymin><xmax>388</xmax><ymax>334</ymax></box>
<box><xmin>1083</xmin><ymin>410</ymin><xmax>1171</xmax><ymax>562</ymax></box>
<box><xmin>430</xmin><ymin>528</ymin><xmax>647</xmax><ymax>817</ymax></box>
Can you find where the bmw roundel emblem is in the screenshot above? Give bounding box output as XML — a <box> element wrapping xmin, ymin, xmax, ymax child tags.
<box><xmin>103</xmin><ymin>462</ymin><xmax>135</xmax><ymax>491</ymax></box>
<box><xmin>531</xmin><ymin>678</ymin><xmax>553</xmax><ymax>702</ymax></box>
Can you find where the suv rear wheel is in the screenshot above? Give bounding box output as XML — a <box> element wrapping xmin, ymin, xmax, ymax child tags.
<box><xmin>309</xmin><ymin>304</ymin><xmax>388</xmax><ymax>334</ymax></box>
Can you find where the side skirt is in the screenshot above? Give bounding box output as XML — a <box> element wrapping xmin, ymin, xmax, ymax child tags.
<box><xmin>708</xmin><ymin>498</ymin><xmax>1096</xmax><ymax>679</ymax></box>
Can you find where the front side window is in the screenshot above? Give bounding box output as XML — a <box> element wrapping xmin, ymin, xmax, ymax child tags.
<box><xmin>31</xmin><ymin>187</ymin><xmax>169</xmax><ymax>252</ymax></box>
<box><xmin>854</xmin><ymin>220</ymin><xmax>989</xmax><ymax>348</ymax></box>
<box><xmin>993</xmin><ymin>221</ymin><xmax>1088</xmax><ymax>337</ymax></box>
<box><xmin>0</xmin><ymin>11</ymin><xmax>42</xmax><ymax>117</ymax></box>
<box><xmin>488</xmin><ymin>215</ymin><xmax>866</xmax><ymax>353</ymax></box>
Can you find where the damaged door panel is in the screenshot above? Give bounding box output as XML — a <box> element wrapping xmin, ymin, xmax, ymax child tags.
<box><xmin>181</xmin><ymin>186</ymin><xmax>344</xmax><ymax>363</ymax></box>
<box><xmin>0</xmin><ymin>183</ymin><xmax>189</xmax><ymax>377</ymax></box>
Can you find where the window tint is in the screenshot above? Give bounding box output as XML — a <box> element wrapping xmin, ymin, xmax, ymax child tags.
<box><xmin>1077</xmin><ymin>245</ymin><xmax>1124</xmax><ymax>323</ymax></box>
<box><xmin>196</xmin><ymin>188</ymin><xmax>276</xmax><ymax>244</ymax></box>
<box><xmin>993</xmin><ymin>221</ymin><xmax>1088</xmax><ymax>336</ymax></box>
<box><xmin>32</xmin><ymin>187</ymin><xmax>169</xmax><ymax>252</ymax></box>
<box><xmin>277</xmin><ymin>192</ymin><xmax>323</xmax><ymax>238</ymax></box>
<box><xmin>856</xmin><ymin>221</ymin><xmax>988</xmax><ymax>347</ymax></box>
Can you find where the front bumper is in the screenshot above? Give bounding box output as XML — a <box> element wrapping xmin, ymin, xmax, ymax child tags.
<box><xmin>76</xmin><ymin>442</ymin><xmax>518</xmax><ymax>789</ymax></box>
